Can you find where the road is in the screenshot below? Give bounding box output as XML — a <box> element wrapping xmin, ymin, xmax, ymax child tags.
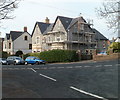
<box><xmin>1</xmin><ymin>59</ymin><xmax>119</xmax><ymax>99</ymax></box>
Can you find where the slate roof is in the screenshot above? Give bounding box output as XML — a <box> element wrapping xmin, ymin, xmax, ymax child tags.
<box><xmin>52</xmin><ymin>16</ymin><xmax>73</xmax><ymax>31</ymax></box>
<box><xmin>68</xmin><ymin>17</ymin><xmax>86</xmax><ymax>29</ymax></box>
<box><xmin>43</xmin><ymin>23</ymin><xmax>54</xmax><ymax>34</ymax></box>
<box><xmin>10</xmin><ymin>31</ymin><xmax>23</xmax><ymax>41</ymax></box>
<box><xmin>92</xmin><ymin>29</ymin><xmax>108</xmax><ymax>40</ymax></box>
<box><xmin>32</xmin><ymin>22</ymin><xmax>50</xmax><ymax>36</ymax></box>
<box><xmin>37</xmin><ymin>22</ymin><xmax>50</xmax><ymax>33</ymax></box>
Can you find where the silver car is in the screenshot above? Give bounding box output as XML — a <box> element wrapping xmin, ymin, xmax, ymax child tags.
<box><xmin>0</xmin><ymin>58</ymin><xmax>7</xmax><ymax>65</ymax></box>
<box><xmin>7</xmin><ymin>56</ymin><xmax>25</xmax><ymax>65</ymax></box>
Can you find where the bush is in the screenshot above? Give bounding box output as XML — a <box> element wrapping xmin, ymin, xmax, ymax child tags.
<box><xmin>0</xmin><ymin>51</ymin><xmax>9</xmax><ymax>58</ymax></box>
<box><xmin>108</xmin><ymin>42</ymin><xmax>120</xmax><ymax>53</ymax></box>
<box><xmin>15</xmin><ymin>50</ymin><xmax>23</xmax><ymax>56</ymax></box>
<box><xmin>39</xmin><ymin>49</ymin><xmax>79</xmax><ymax>63</ymax></box>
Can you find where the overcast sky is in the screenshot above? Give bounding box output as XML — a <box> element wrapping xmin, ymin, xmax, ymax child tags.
<box><xmin>0</xmin><ymin>0</ymin><xmax>117</xmax><ymax>39</ymax></box>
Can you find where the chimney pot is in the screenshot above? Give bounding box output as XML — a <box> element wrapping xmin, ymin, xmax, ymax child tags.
<box><xmin>24</xmin><ymin>27</ymin><xmax>27</xmax><ymax>32</ymax></box>
<box><xmin>45</xmin><ymin>17</ymin><xmax>50</xmax><ymax>24</ymax></box>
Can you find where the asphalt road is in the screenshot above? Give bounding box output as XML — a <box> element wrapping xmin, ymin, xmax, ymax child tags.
<box><xmin>1</xmin><ymin>59</ymin><xmax>119</xmax><ymax>99</ymax></box>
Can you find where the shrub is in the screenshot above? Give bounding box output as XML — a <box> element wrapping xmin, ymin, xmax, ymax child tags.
<box><xmin>39</xmin><ymin>49</ymin><xmax>79</xmax><ymax>63</ymax></box>
<box><xmin>0</xmin><ymin>51</ymin><xmax>9</xmax><ymax>58</ymax></box>
<box><xmin>15</xmin><ymin>50</ymin><xmax>23</xmax><ymax>56</ymax></box>
<box><xmin>108</xmin><ymin>42</ymin><xmax>120</xmax><ymax>53</ymax></box>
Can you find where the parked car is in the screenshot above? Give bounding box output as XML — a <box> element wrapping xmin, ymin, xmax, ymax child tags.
<box><xmin>97</xmin><ymin>52</ymin><xmax>107</xmax><ymax>55</ymax></box>
<box><xmin>0</xmin><ymin>58</ymin><xmax>7</xmax><ymax>65</ymax></box>
<box><xmin>7</xmin><ymin>56</ymin><xmax>25</xmax><ymax>65</ymax></box>
<box><xmin>25</xmin><ymin>56</ymin><xmax>46</xmax><ymax>65</ymax></box>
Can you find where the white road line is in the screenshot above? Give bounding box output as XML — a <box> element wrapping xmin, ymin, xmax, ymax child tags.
<box><xmin>57</xmin><ymin>67</ymin><xmax>65</xmax><ymax>69</ymax></box>
<box><xmin>96</xmin><ymin>65</ymin><xmax>102</xmax><ymax>67</ymax></box>
<box><xmin>84</xmin><ymin>66</ymin><xmax>91</xmax><ymax>68</ymax></box>
<box><xmin>104</xmin><ymin>65</ymin><xmax>112</xmax><ymax>67</ymax></box>
<box><xmin>115</xmin><ymin>64</ymin><xmax>120</xmax><ymax>66</ymax></box>
<box><xmin>34</xmin><ymin>68</ymin><xmax>40</xmax><ymax>70</ymax></box>
<box><xmin>70</xmin><ymin>86</ymin><xmax>108</xmax><ymax>100</ymax></box>
<box><xmin>21</xmin><ymin>68</ymin><xmax>26</xmax><ymax>70</ymax></box>
<box><xmin>49</xmin><ymin>67</ymin><xmax>56</xmax><ymax>69</ymax></box>
<box><xmin>75</xmin><ymin>66</ymin><xmax>82</xmax><ymax>68</ymax></box>
<box><xmin>31</xmin><ymin>68</ymin><xmax>37</xmax><ymax>73</ymax></box>
<box><xmin>66</xmin><ymin>66</ymin><xmax>73</xmax><ymax>69</ymax></box>
<box><xmin>39</xmin><ymin>73</ymin><xmax>57</xmax><ymax>82</ymax></box>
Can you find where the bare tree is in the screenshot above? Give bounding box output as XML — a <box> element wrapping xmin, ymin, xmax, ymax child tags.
<box><xmin>96</xmin><ymin>0</ymin><xmax>120</xmax><ymax>32</ymax></box>
<box><xmin>0</xmin><ymin>0</ymin><xmax>20</xmax><ymax>20</ymax></box>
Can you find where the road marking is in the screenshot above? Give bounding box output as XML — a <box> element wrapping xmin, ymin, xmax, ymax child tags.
<box><xmin>49</xmin><ymin>67</ymin><xmax>56</xmax><ymax>69</ymax></box>
<box><xmin>34</xmin><ymin>68</ymin><xmax>40</xmax><ymax>70</ymax></box>
<box><xmin>104</xmin><ymin>65</ymin><xmax>112</xmax><ymax>67</ymax></box>
<box><xmin>75</xmin><ymin>66</ymin><xmax>82</xmax><ymax>68</ymax></box>
<box><xmin>39</xmin><ymin>73</ymin><xmax>57</xmax><ymax>82</ymax></box>
<box><xmin>70</xmin><ymin>86</ymin><xmax>108</xmax><ymax>100</ymax></box>
<box><xmin>31</xmin><ymin>68</ymin><xmax>37</xmax><ymax>73</ymax></box>
<box><xmin>57</xmin><ymin>67</ymin><xmax>65</xmax><ymax>69</ymax></box>
<box><xmin>96</xmin><ymin>65</ymin><xmax>102</xmax><ymax>67</ymax></box>
<box><xmin>84</xmin><ymin>66</ymin><xmax>91</xmax><ymax>68</ymax></box>
<box><xmin>21</xmin><ymin>68</ymin><xmax>26</xmax><ymax>70</ymax></box>
<box><xmin>116</xmin><ymin>64</ymin><xmax>120</xmax><ymax>66</ymax></box>
<box><xmin>66</xmin><ymin>66</ymin><xmax>73</xmax><ymax>69</ymax></box>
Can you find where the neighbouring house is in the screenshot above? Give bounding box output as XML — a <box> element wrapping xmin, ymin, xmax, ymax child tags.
<box><xmin>32</xmin><ymin>16</ymin><xmax>108</xmax><ymax>54</ymax></box>
<box><xmin>3</xmin><ymin>27</ymin><xmax>32</xmax><ymax>55</ymax></box>
<box><xmin>0</xmin><ymin>38</ymin><xmax>4</xmax><ymax>52</ymax></box>
<box><xmin>92</xmin><ymin>29</ymin><xmax>109</xmax><ymax>53</ymax></box>
<box><xmin>32</xmin><ymin>17</ymin><xmax>50</xmax><ymax>52</ymax></box>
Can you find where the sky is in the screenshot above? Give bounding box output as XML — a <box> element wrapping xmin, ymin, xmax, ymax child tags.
<box><xmin>0</xmin><ymin>0</ymin><xmax>118</xmax><ymax>40</ymax></box>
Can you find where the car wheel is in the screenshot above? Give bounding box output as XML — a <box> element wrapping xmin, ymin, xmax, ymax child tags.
<box><xmin>14</xmin><ymin>61</ymin><xmax>16</xmax><ymax>65</ymax></box>
<box><xmin>25</xmin><ymin>61</ymin><xmax>28</xmax><ymax>65</ymax></box>
<box><xmin>35</xmin><ymin>62</ymin><xmax>39</xmax><ymax>65</ymax></box>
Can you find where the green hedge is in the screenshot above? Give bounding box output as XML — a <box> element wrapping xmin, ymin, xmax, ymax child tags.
<box><xmin>39</xmin><ymin>49</ymin><xmax>79</xmax><ymax>63</ymax></box>
<box><xmin>23</xmin><ymin>50</ymin><xmax>79</xmax><ymax>63</ymax></box>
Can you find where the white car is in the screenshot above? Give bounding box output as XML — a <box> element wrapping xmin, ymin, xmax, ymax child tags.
<box><xmin>0</xmin><ymin>58</ymin><xmax>7</xmax><ymax>65</ymax></box>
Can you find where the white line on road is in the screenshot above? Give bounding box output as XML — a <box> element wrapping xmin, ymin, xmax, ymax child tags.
<box><xmin>104</xmin><ymin>65</ymin><xmax>112</xmax><ymax>67</ymax></box>
<box><xmin>57</xmin><ymin>67</ymin><xmax>65</xmax><ymax>69</ymax></box>
<box><xmin>66</xmin><ymin>66</ymin><xmax>73</xmax><ymax>69</ymax></box>
<box><xmin>70</xmin><ymin>86</ymin><xmax>108</xmax><ymax>100</ymax></box>
<box><xmin>96</xmin><ymin>65</ymin><xmax>102</xmax><ymax>67</ymax></box>
<box><xmin>75</xmin><ymin>66</ymin><xmax>82</xmax><ymax>68</ymax></box>
<box><xmin>84</xmin><ymin>66</ymin><xmax>91</xmax><ymax>68</ymax></box>
<box><xmin>31</xmin><ymin>68</ymin><xmax>37</xmax><ymax>73</ymax></box>
<box><xmin>39</xmin><ymin>73</ymin><xmax>57</xmax><ymax>82</ymax></box>
<box><xmin>49</xmin><ymin>67</ymin><xmax>56</xmax><ymax>69</ymax></box>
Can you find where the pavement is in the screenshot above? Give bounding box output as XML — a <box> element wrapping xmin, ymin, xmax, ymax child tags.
<box><xmin>1</xmin><ymin>59</ymin><xmax>119</xmax><ymax>99</ymax></box>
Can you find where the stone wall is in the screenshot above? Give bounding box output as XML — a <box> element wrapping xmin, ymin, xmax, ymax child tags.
<box><xmin>93</xmin><ymin>50</ymin><xmax>119</xmax><ymax>61</ymax></box>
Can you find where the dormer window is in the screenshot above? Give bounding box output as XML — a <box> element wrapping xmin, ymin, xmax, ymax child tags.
<box><xmin>24</xmin><ymin>36</ymin><xmax>28</xmax><ymax>41</ymax></box>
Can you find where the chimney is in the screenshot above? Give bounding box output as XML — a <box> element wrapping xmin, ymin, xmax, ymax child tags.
<box><xmin>24</xmin><ymin>27</ymin><xmax>27</xmax><ymax>32</ymax></box>
<box><xmin>45</xmin><ymin>17</ymin><xmax>50</xmax><ymax>24</ymax></box>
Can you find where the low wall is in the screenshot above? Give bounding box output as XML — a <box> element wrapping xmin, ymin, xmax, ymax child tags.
<box><xmin>93</xmin><ymin>53</ymin><xmax>120</xmax><ymax>61</ymax></box>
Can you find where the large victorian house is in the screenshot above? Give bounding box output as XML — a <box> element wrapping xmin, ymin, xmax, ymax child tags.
<box><xmin>3</xmin><ymin>27</ymin><xmax>32</xmax><ymax>55</ymax></box>
<box><xmin>32</xmin><ymin>16</ymin><xmax>108</xmax><ymax>54</ymax></box>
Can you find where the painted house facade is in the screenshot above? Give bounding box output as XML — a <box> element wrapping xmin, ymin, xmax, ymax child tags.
<box><xmin>3</xmin><ymin>27</ymin><xmax>32</xmax><ymax>55</ymax></box>
<box><xmin>32</xmin><ymin>16</ymin><xmax>108</xmax><ymax>54</ymax></box>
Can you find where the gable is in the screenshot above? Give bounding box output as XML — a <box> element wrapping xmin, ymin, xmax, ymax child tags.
<box><xmin>32</xmin><ymin>22</ymin><xmax>50</xmax><ymax>37</ymax></box>
<box><xmin>52</xmin><ymin>18</ymin><xmax>66</xmax><ymax>32</ymax></box>
<box><xmin>52</xmin><ymin>16</ymin><xmax>72</xmax><ymax>32</ymax></box>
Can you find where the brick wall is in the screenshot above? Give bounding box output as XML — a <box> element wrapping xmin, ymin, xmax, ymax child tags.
<box><xmin>93</xmin><ymin>52</ymin><xmax>119</xmax><ymax>61</ymax></box>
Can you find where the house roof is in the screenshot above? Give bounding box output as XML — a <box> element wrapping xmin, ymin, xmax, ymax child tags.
<box><xmin>10</xmin><ymin>31</ymin><xmax>23</xmax><ymax>41</ymax></box>
<box><xmin>43</xmin><ymin>23</ymin><xmax>54</xmax><ymax>35</ymax></box>
<box><xmin>92</xmin><ymin>29</ymin><xmax>108</xmax><ymax>40</ymax></box>
<box><xmin>32</xmin><ymin>22</ymin><xmax>50</xmax><ymax>36</ymax></box>
<box><xmin>52</xmin><ymin>16</ymin><xmax>73</xmax><ymax>31</ymax></box>
<box><xmin>37</xmin><ymin>22</ymin><xmax>50</xmax><ymax>33</ymax></box>
<box><xmin>68</xmin><ymin>17</ymin><xmax>86</xmax><ymax>29</ymax></box>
